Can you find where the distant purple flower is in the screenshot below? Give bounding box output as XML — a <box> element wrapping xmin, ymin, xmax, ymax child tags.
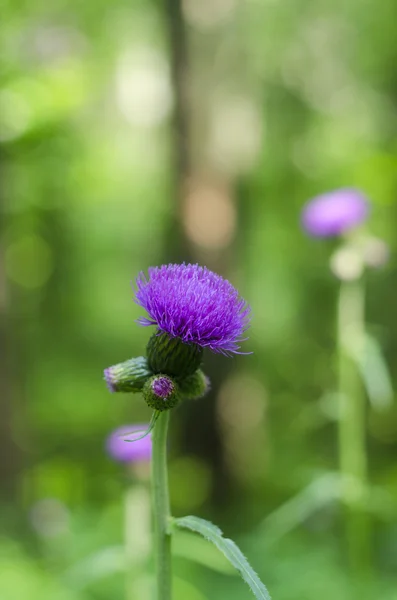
<box><xmin>106</xmin><ymin>425</ymin><xmax>152</xmax><ymax>463</ymax></box>
<box><xmin>302</xmin><ymin>189</ymin><xmax>370</xmax><ymax>237</ymax></box>
<box><xmin>135</xmin><ymin>264</ymin><xmax>251</xmax><ymax>354</ymax></box>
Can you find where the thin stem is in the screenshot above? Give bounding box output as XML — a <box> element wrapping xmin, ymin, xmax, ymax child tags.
<box><xmin>337</xmin><ymin>278</ymin><xmax>371</xmax><ymax>575</ymax></box>
<box><xmin>152</xmin><ymin>411</ymin><xmax>172</xmax><ymax>600</ymax></box>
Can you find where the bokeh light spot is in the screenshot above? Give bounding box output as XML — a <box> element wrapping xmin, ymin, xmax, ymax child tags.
<box><xmin>169</xmin><ymin>456</ymin><xmax>212</xmax><ymax>511</ymax></box>
<box><xmin>6</xmin><ymin>235</ymin><xmax>53</xmax><ymax>288</ymax></box>
<box><xmin>0</xmin><ymin>89</ymin><xmax>32</xmax><ymax>142</ymax></box>
<box><xmin>182</xmin><ymin>0</ymin><xmax>236</xmax><ymax>29</ymax></box>
<box><xmin>183</xmin><ymin>179</ymin><xmax>236</xmax><ymax>250</ymax></box>
<box><xmin>116</xmin><ymin>48</ymin><xmax>173</xmax><ymax>128</ymax></box>
<box><xmin>330</xmin><ymin>247</ymin><xmax>364</xmax><ymax>281</ymax></box>
<box><xmin>209</xmin><ymin>97</ymin><xmax>263</xmax><ymax>174</ymax></box>
<box><xmin>30</xmin><ymin>498</ymin><xmax>70</xmax><ymax>538</ymax></box>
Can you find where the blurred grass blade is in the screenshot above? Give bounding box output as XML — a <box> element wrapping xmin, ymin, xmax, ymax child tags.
<box><xmin>173</xmin><ymin>516</ymin><xmax>271</xmax><ymax>600</ymax></box>
<box><xmin>65</xmin><ymin>546</ymin><xmax>124</xmax><ymax>588</ymax></box>
<box><xmin>352</xmin><ymin>333</ymin><xmax>393</xmax><ymax>411</ymax></box>
<box><xmin>258</xmin><ymin>473</ymin><xmax>342</xmax><ymax>545</ymax></box>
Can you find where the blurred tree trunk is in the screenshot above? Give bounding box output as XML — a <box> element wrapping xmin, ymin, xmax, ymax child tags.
<box><xmin>163</xmin><ymin>0</ymin><xmax>191</xmax><ymax>209</ymax></box>
<box><xmin>162</xmin><ymin>0</ymin><xmax>235</xmax><ymax>504</ymax></box>
<box><xmin>0</xmin><ymin>155</ymin><xmax>21</xmax><ymax>501</ymax></box>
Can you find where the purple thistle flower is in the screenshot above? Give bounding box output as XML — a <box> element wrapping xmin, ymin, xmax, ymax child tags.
<box><xmin>106</xmin><ymin>425</ymin><xmax>152</xmax><ymax>463</ymax></box>
<box><xmin>135</xmin><ymin>263</ymin><xmax>251</xmax><ymax>354</ymax></box>
<box><xmin>301</xmin><ymin>188</ymin><xmax>370</xmax><ymax>238</ymax></box>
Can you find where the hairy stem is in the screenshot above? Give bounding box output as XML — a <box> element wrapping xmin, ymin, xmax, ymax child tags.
<box><xmin>337</xmin><ymin>279</ymin><xmax>371</xmax><ymax>574</ymax></box>
<box><xmin>152</xmin><ymin>411</ymin><xmax>172</xmax><ymax>600</ymax></box>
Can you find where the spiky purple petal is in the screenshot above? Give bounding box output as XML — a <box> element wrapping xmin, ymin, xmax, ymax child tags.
<box><xmin>134</xmin><ymin>264</ymin><xmax>251</xmax><ymax>354</ymax></box>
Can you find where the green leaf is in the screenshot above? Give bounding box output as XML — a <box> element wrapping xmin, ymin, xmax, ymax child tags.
<box><xmin>173</xmin><ymin>530</ymin><xmax>234</xmax><ymax>574</ymax></box>
<box><xmin>172</xmin><ymin>516</ymin><xmax>272</xmax><ymax>600</ymax></box>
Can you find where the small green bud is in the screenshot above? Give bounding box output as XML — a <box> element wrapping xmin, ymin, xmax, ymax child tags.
<box><xmin>104</xmin><ymin>356</ymin><xmax>152</xmax><ymax>393</ymax></box>
<box><xmin>178</xmin><ymin>369</ymin><xmax>210</xmax><ymax>400</ymax></box>
<box><xmin>142</xmin><ymin>374</ymin><xmax>180</xmax><ymax>411</ymax></box>
<box><xmin>146</xmin><ymin>331</ymin><xmax>203</xmax><ymax>379</ymax></box>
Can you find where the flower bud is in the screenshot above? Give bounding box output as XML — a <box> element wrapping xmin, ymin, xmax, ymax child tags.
<box><xmin>104</xmin><ymin>356</ymin><xmax>152</xmax><ymax>393</ymax></box>
<box><xmin>142</xmin><ymin>374</ymin><xmax>180</xmax><ymax>411</ymax></box>
<box><xmin>146</xmin><ymin>331</ymin><xmax>203</xmax><ymax>379</ymax></box>
<box><xmin>178</xmin><ymin>369</ymin><xmax>210</xmax><ymax>400</ymax></box>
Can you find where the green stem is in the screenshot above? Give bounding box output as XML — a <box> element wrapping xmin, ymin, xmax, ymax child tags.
<box><xmin>337</xmin><ymin>279</ymin><xmax>371</xmax><ymax>575</ymax></box>
<box><xmin>152</xmin><ymin>411</ymin><xmax>172</xmax><ymax>600</ymax></box>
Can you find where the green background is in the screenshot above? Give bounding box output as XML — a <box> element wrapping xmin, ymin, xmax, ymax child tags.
<box><xmin>1</xmin><ymin>0</ymin><xmax>397</xmax><ymax>598</ymax></box>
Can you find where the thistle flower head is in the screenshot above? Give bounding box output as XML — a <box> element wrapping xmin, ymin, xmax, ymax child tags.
<box><xmin>135</xmin><ymin>264</ymin><xmax>251</xmax><ymax>355</ymax></box>
<box><xmin>301</xmin><ymin>188</ymin><xmax>370</xmax><ymax>238</ymax></box>
<box><xmin>106</xmin><ymin>425</ymin><xmax>152</xmax><ymax>463</ymax></box>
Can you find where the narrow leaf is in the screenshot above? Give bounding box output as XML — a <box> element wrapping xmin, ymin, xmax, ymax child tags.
<box><xmin>122</xmin><ymin>411</ymin><xmax>160</xmax><ymax>442</ymax></box>
<box><xmin>173</xmin><ymin>530</ymin><xmax>234</xmax><ymax>574</ymax></box>
<box><xmin>173</xmin><ymin>516</ymin><xmax>271</xmax><ymax>600</ymax></box>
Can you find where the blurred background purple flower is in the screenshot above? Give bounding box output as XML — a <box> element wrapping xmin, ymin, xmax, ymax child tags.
<box><xmin>301</xmin><ymin>189</ymin><xmax>370</xmax><ymax>237</ymax></box>
<box><xmin>106</xmin><ymin>425</ymin><xmax>152</xmax><ymax>463</ymax></box>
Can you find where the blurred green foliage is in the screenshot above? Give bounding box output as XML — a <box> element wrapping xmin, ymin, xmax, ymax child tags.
<box><xmin>1</xmin><ymin>0</ymin><xmax>397</xmax><ymax>598</ymax></box>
